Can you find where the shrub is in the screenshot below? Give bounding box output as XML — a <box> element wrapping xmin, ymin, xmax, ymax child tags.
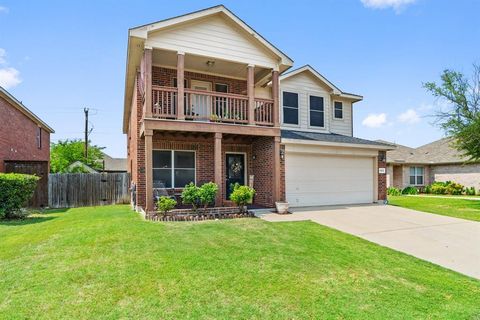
<box><xmin>0</xmin><ymin>173</ymin><xmax>39</xmax><ymax>219</ymax></box>
<box><xmin>465</xmin><ymin>186</ymin><xmax>476</xmax><ymax>196</ymax></box>
<box><xmin>157</xmin><ymin>196</ymin><xmax>177</xmax><ymax>216</ymax></box>
<box><xmin>198</xmin><ymin>182</ymin><xmax>218</xmax><ymax>212</ymax></box>
<box><xmin>424</xmin><ymin>184</ymin><xmax>432</xmax><ymax>194</ymax></box>
<box><xmin>402</xmin><ymin>186</ymin><xmax>419</xmax><ymax>195</ymax></box>
<box><xmin>430</xmin><ymin>182</ymin><xmax>448</xmax><ymax>195</ymax></box>
<box><xmin>387</xmin><ymin>187</ymin><xmax>402</xmax><ymax>196</ymax></box>
<box><xmin>445</xmin><ymin>181</ymin><xmax>464</xmax><ymax>195</ymax></box>
<box><xmin>229</xmin><ymin>184</ymin><xmax>255</xmax><ymax>213</ymax></box>
<box><xmin>181</xmin><ymin>182</ymin><xmax>201</xmax><ymax>213</ymax></box>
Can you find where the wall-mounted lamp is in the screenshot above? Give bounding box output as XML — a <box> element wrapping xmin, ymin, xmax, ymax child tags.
<box><xmin>378</xmin><ymin>152</ymin><xmax>386</xmax><ymax>162</ymax></box>
<box><xmin>252</xmin><ymin>154</ymin><xmax>257</xmax><ymax>160</ymax></box>
<box><xmin>280</xmin><ymin>149</ymin><xmax>285</xmax><ymax>161</ymax></box>
<box><xmin>206</xmin><ymin>60</ymin><xmax>215</xmax><ymax>67</ymax></box>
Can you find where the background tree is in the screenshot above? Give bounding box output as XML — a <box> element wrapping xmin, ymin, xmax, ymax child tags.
<box><xmin>50</xmin><ymin>139</ymin><xmax>105</xmax><ymax>173</ymax></box>
<box><xmin>424</xmin><ymin>64</ymin><xmax>480</xmax><ymax>161</ymax></box>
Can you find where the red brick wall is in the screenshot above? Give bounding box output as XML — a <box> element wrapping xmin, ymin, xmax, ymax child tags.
<box><xmin>251</xmin><ymin>137</ymin><xmax>275</xmax><ymax>207</ymax></box>
<box><xmin>378</xmin><ymin>151</ymin><xmax>387</xmax><ymax>201</ymax></box>
<box><xmin>152</xmin><ymin>67</ymin><xmax>247</xmax><ymax>95</ymax></box>
<box><xmin>280</xmin><ymin>144</ymin><xmax>286</xmax><ymax>201</ymax></box>
<box><xmin>0</xmin><ymin>95</ymin><xmax>50</xmax><ymax>172</ymax></box>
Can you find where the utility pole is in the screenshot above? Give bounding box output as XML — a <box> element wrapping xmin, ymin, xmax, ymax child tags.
<box><xmin>84</xmin><ymin>107</ymin><xmax>89</xmax><ymax>160</ymax></box>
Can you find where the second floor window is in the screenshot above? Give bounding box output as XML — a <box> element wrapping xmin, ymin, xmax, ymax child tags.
<box><xmin>36</xmin><ymin>127</ymin><xmax>42</xmax><ymax>149</ymax></box>
<box><xmin>283</xmin><ymin>92</ymin><xmax>298</xmax><ymax>125</ymax></box>
<box><xmin>334</xmin><ymin>101</ymin><xmax>343</xmax><ymax>119</ymax></box>
<box><xmin>309</xmin><ymin>95</ymin><xmax>324</xmax><ymax>127</ymax></box>
<box><xmin>409</xmin><ymin>166</ymin><xmax>424</xmax><ymax>185</ymax></box>
<box><xmin>153</xmin><ymin>150</ymin><xmax>195</xmax><ymax>189</ymax></box>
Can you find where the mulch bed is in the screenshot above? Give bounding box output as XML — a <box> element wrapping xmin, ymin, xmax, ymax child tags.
<box><xmin>146</xmin><ymin>206</ymin><xmax>255</xmax><ymax>222</ymax></box>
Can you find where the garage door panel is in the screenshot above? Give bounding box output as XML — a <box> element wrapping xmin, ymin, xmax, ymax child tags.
<box><xmin>286</xmin><ymin>152</ymin><xmax>374</xmax><ymax>207</ymax></box>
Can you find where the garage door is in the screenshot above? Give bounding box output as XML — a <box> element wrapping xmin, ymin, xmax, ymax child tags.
<box><xmin>286</xmin><ymin>153</ymin><xmax>374</xmax><ymax>207</ymax></box>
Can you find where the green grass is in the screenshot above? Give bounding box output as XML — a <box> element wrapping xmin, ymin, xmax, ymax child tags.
<box><xmin>389</xmin><ymin>195</ymin><xmax>480</xmax><ymax>222</ymax></box>
<box><xmin>1</xmin><ymin>206</ymin><xmax>479</xmax><ymax>319</ymax></box>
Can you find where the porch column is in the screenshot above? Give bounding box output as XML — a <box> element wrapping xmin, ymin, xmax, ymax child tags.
<box><xmin>272</xmin><ymin>70</ymin><xmax>280</xmax><ymax>127</ymax></box>
<box><xmin>214</xmin><ymin>132</ymin><xmax>223</xmax><ymax>206</ymax></box>
<box><xmin>247</xmin><ymin>64</ymin><xmax>255</xmax><ymax>125</ymax></box>
<box><xmin>144</xmin><ymin>47</ymin><xmax>152</xmax><ymax>118</ymax></box>
<box><xmin>273</xmin><ymin>136</ymin><xmax>281</xmax><ymax>203</ymax></box>
<box><xmin>145</xmin><ymin>130</ymin><xmax>154</xmax><ymax>212</ymax></box>
<box><xmin>177</xmin><ymin>52</ymin><xmax>185</xmax><ymax>120</ymax></box>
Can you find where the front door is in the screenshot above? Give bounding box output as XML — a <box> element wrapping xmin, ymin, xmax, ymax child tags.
<box><xmin>226</xmin><ymin>153</ymin><xmax>246</xmax><ymax>200</ymax></box>
<box><xmin>190</xmin><ymin>80</ymin><xmax>212</xmax><ymax>120</ymax></box>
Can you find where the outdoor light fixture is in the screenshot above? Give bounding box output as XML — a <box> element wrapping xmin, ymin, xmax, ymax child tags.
<box><xmin>206</xmin><ymin>60</ymin><xmax>215</xmax><ymax>67</ymax></box>
<box><xmin>252</xmin><ymin>154</ymin><xmax>257</xmax><ymax>160</ymax></box>
<box><xmin>378</xmin><ymin>153</ymin><xmax>386</xmax><ymax>162</ymax></box>
<box><xmin>280</xmin><ymin>149</ymin><xmax>285</xmax><ymax>160</ymax></box>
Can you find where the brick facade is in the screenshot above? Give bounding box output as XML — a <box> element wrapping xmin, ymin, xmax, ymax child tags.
<box><xmin>378</xmin><ymin>151</ymin><xmax>387</xmax><ymax>201</ymax></box>
<box><xmin>152</xmin><ymin>66</ymin><xmax>247</xmax><ymax>95</ymax></box>
<box><xmin>0</xmin><ymin>95</ymin><xmax>50</xmax><ymax>172</ymax></box>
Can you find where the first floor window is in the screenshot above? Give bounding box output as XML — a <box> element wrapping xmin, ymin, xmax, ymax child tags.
<box><xmin>334</xmin><ymin>101</ymin><xmax>343</xmax><ymax>119</ymax></box>
<box><xmin>283</xmin><ymin>91</ymin><xmax>299</xmax><ymax>125</ymax></box>
<box><xmin>409</xmin><ymin>166</ymin><xmax>424</xmax><ymax>185</ymax></box>
<box><xmin>153</xmin><ymin>150</ymin><xmax>195</xmax><ymax>188</ymax></box>
<box><xmin>309</xmin><ymin>95</ymin><xmax>324</xmax><ymax>127</ymax></box>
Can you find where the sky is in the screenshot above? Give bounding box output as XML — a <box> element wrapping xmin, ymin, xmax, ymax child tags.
<box><xmin>0</xmin><ymin>0</ymin><xmax>479</xmax><ymax>158</ymax></box>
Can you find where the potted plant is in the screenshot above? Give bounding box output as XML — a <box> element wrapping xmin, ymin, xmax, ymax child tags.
<box><xmin>275</xmin><ymin>201</ymin><xmax>289</xmax><ymax>214</ymax></box>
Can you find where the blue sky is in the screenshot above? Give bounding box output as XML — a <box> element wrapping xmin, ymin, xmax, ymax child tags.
<box><xmin>0</xmin><ymin>0</ymin><xmax>478</xmax><ymax>157</ymax></box>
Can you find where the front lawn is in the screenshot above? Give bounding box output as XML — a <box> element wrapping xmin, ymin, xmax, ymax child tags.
<box><xmin>389</xmin><ymin>195</ymin><xmax>480</xmax><ymax>222</ymax></box>
<box><xmin>1</xmin><ymin>206</ymin><xmax>479</xmax><ymax>319</ymax></box>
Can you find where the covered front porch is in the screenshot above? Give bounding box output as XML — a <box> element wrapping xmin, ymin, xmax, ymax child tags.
<box><xmin>141</xmin><ymin>130</ymin><xmax>282</xmax><ymax>212</ymax></box>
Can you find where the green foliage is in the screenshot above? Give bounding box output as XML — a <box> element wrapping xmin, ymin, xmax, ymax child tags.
<box><xmin>387</xmin><ymin>187</ymin><xmax>402</xmax><ymax>196</ymax></box>
<box><xmin>425</xmin><ymin>181</ymin><xmax>465</xmax><ymax>195</ymax></box>
<box><xmin>156</xmin><ymin>196</ymin><xmax>177</xmax><ymax>216</ymax></box>
<box><xmin>198</xmin><ymin>182</ymin><xmax>218</xmax><ymax>212</ymax></box>
<box><xmin>229</xmin><ymin>183</ymin><xmax>255</xmax><ymax>213</ymax></box>
<box><xmin>0</xmin><ymin>173</ymin><xmax>39</xmax><ymax>219</ymax></box>
<box><xmin>423</xmin><ymin>64</ymin><xmax>480</xmax><ymax>161</ymax></box>
<box><xmin>446</xmin><ymin>181</ymin><xmax>464</xmax><ymax>195</ymax></box>
<box><xmin>402</xmin><ymin>186</ymin><xmax>419</xmax><ymax>195</ymax></box>
<box><xmin>465</xmin><ymin>186</ymin><xmax>477</xmax><ymax>196</ymax></box>
<box><xmin>181</xmin><ymin>182</ymin><xmax>200</xmax><ymax>212</ymax></box>
<box><xmin>50</xmin><ymin>139</ymin><xmax>105</xmax><ymax>173</ymax></box>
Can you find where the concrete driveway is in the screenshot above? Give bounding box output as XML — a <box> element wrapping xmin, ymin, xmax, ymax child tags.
<box><xmin>256</xmin><ymin>204</ymin><xmax>480</xmax><ymax>279</ymax></box>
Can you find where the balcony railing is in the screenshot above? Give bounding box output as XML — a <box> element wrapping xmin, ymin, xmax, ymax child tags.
<box><xmin>151</xmin><ymin>85</ymin><xmax>274</xmax><ymax>126</ymax></box>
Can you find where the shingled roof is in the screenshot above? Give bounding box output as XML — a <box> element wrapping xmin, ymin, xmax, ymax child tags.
<box><xmin>385</xmin><ymin>137</ymin><xmax>471</xmax><ymax>164</ymax></box>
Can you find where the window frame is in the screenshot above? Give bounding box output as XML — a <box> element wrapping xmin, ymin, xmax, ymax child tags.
<box><xmin>307</xmin><ymin>93</ymin><xmax>326</xmax><ymax>128</ymax></box>
<box><xmin>333</xmin><ymin>100</ymin><xmax>344</xmax><ymax>120</ymax></box>
<box><xmin>36</xmin><ymin>127</ymin><xmax>42</xmax><ymax>149</ymax></box>
<box><xmin>409</xmin><ymin>166</ymin><xmax>425</xmax><ymax>186</ymax></box>
<box><xmin>152</xmin><ymin>149</ymin><xmax>196</xmax><ymax>189</ymax></box>
<box><xmin>281</xmin><ymin>90</ymin><xmax>300</xmax><ymax>126</ymax></box>
<box><xmin>214</xmin><ymin>83</ymin><xmax>229</xmax><ymax>93</ymax></box>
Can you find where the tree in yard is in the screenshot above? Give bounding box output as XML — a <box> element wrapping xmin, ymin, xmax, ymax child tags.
<box><xmin>423</xmin><ymin>64</ymin><xmax>480</xmax><ymax>161</ymax></box>
<box><xmin>50</xmin><ymin>139</ymin><xmax>105</xmax><ymax>173</ymax></box>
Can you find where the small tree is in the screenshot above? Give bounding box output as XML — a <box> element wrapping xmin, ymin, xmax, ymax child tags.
<box><xmin>198</xmin><ymin>182</ymin><xmax>218</xmax><ymax>213</ymax></box>
<box><xmin>423</xmin><ymin>64</ymin><xmax>480</xmax><ymax>161</ymax></box>
<box><xmin>229</xmin><ymin>184</ymin><xmax>255</xmax><ymax>213</ymax></box>
<box><xmin>157</xmin><ymin>196</ymin><xmax>177</xmax><ymax>217</ymax></box>
<box><xmin>0</xmin><ymin>173</ymin><xmax>39</xmax><ymax>219</ymax></box>
<box><xmin>181</xmin><ymin>182</ymin><xmax>200</xmax><ymax>213</ymax></box>
<box><xmin>50</xmin><ymin>139</ymin><xmax>105</xmax><ymax>173</ymax></box>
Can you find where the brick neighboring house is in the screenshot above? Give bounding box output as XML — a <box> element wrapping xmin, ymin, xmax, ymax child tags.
<box><xmin>386</xmin><ymin>138</ymin><xmax>480</xmax><ymax>191</ymax></box>
<box><xmin>124</xmin><ymin>5</ymin><xmax>393</xmax><ymax>212</ymax></box>
<box><xmin>0</xmin><ymin>86</ymin><xmax>54</xmax><ymax>207</ymax></box>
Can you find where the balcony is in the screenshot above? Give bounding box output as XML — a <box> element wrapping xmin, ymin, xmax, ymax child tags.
<box><xmin>150</xmin><ymin>86</ymin><xmax>274</xmax><ymax>126</ymax></box>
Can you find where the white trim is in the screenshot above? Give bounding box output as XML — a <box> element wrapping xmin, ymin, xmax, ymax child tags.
<box><xmin>409</xmin><ymin>166</ymin><xmax>425</xmax><ymax>186</ymax></box>
<box><xmin>280</xmin><ymin>90</ymin><xmax>300</xmax><ymax>127</ymax></box>
<box><xmin>332</xmin><ymin>100</ymin><xmax>344</xmax><ymax>120</ymax></box>
<box><xmin>152</xmin><ymin>149</ymin><xmax>197</xmax><ymax>188</ymax></box>
<box><xmin>282</xmin><ymin>138</ymin><xmax>396</xmax><ymax>151</ymax></box>
<box><xmin>307</xmin><ymin>93</ymin><xmax>327</xmax><ymax>129</ymax></box>
<box><xmin>153</xmin><ymin>63</ymin><xmax>247</xmax><ymax>81</ymax></box>
<box><xmin>225</xmin><ymin>152</ymin><xmax>248</xmax><ymax>187</ymax></box>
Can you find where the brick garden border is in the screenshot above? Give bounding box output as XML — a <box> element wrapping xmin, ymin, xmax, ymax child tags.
<box><xmin>146</xmin><ymin>206</ymin><xmax>255</xmax><ymax>222</ymax></box>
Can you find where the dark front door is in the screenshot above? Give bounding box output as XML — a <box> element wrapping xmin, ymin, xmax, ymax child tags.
<box><xmin>226</xmin><ymin>153</ymin><xmax>245</xmax><ymax>200</ymax></box>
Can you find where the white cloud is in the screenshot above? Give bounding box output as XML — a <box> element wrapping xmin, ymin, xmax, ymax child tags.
<box><xmin>361</xmin><ymin>0</ymin><xmax>416</xmax><ymax>12</ymax></box>
<box><xmin>0</xmin><ymin>6</ymin><xmax>8</xmax><ymax>13</ymax></box>
<box><xmin>0</xmin><ymin>48</ymin><xmax>6</xmax><ymax>64</ymax></box>
<box><xmin>362</xmin><ymin>113</ymin><xmax>387</xmax><ymax>128</ymax></box>
<box><xmin>398</xmin><ymin>108</ymin><xmax>420</xmax><ymax>124</ymax></box>
<box><xmin>0</xmin><ymin>67</ymin><xmax>21</xmax><ymax>89</ymax></box>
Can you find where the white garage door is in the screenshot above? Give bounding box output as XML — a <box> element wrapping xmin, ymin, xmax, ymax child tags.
<box><xmin>286</xmin><ymin>153</ymin><xmax>374</xmax><ymax>207</ymax></box>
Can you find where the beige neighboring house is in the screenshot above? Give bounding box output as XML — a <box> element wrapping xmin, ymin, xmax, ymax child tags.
<box><xmin>102</xmin><ymin>154</ymin><xmax>127</xmax><ymax>173</ymax></box>
<box><xmin>386</xmin><ymin>138</ymin><xmax>480</xmax><ymax>190</ymax></box>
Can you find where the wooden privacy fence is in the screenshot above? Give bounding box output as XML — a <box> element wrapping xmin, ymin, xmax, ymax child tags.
<box><xmin>48</xmin><ymin>173</ymin><xmax>130</xmax><ymax>208</ymax></box>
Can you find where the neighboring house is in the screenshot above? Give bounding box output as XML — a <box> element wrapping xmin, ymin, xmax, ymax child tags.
<box><xmin>0</xmin><ymin>86</ymin><xmax>54</xmax><ymax>207</ymax></box>
<box><xmin>102</xmin><ymin>154</ymin><xmax>127</xmax><ymax>173</ymax></box>
<box><xmin>124</xmin><ymin>5</ymin><xmax>393</xmax><ymax>212</ymax></box>
<box><xmin>66</xmin><ymin>161</ymin><xmax>98</xmax><ymax>173</ymax></box>
<box><xmin>386</xmin><ymin>138</ymin><xmax>480</xmax><ymax>190</ymax></box>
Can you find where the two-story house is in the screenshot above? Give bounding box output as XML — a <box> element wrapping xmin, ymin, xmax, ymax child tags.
<box><xmin>124</xmin><ymin>5</ymin><xmax>393</xmax><ymax>212</ymax></box>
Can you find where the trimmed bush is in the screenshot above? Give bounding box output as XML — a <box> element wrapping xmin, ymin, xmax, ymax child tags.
<box><xmin>427</xmin><ymin>181</ymin><xmax>465</xmax><ymax>195</ymax></box>
<box><xmin>387</xmin><ymin>187</ymin><xmax>402</xmax><ymax>196</ymax></box>
<box><xmin>465</xmin><ymin>186</ymin><xmax>476</xmax><ymax>196</ymax></box>
<box><xmin>198</xmin><ymin>182</ymin><xmax>218</xmax><ymax>212</ymax></box>
<box><xmin>229</xmin><ymin>184</ymin><xmax>255</xmax><ymax>213</ymax></box>
<box><xmin>402</xmin><ymin>186</ymin><xmax>419</xmax><ymax>195</ymax></box>
<box><xmin>181</xmin><ymin>182</ymin><xmax>219</xmax><ymax>213</ymax></box>
<box><xmin>157</xmin><ymin>196</ymin><xmax>177</xmax><ymax>216</ymax></box>
<box><xmin>0</xmin><ymin>173</ymin><xmax>39</xmax><ymax>219</ymax></box>
<box><xmin>181</xmin><ymin>182</ymin><xmax>201</xmax><ymax>212</ymax></box>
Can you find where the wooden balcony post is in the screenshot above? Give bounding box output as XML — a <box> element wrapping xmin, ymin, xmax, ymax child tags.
<box><xmin>214</xmin><ymin>132</ymin><xmax>223</xmax><ymax>206</ymax></box>
<box><xmin>144</xmin><ymin>47</ymin><xmax>152</xmax><ymax>118</ymax></box>
<box><xmin>247</xmin><ymin>64</ymin><xmax>255</xmax><ymax>125</ymax></box>
<box><xmin>273</xmin><ymin>135</ymin><xmax>281</xmax><ymax>202</ymax></box>
<box><xmin>272</xmin><ymin>70</ymin><xmax>280</xmax><ymax>127</ymax></box>
<box><xmin>177</xmin><ymin>52</ymin><xmax>185</xmax><ymax>120</ymax></box>
<box><xmin>145</xmin><ymin>129</ymin><xmax>154</xmax><ymax>212</ymax></box>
